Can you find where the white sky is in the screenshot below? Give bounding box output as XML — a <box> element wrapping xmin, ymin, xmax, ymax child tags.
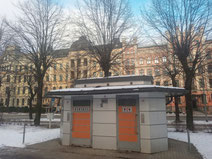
<box><xmin>0</xmin><ymin>0</ymin><xmax>20</xmax><ymax>20</ymax></box>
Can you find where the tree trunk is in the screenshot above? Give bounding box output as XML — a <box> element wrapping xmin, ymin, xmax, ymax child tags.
<box><xmin>174</xmin><ymin>96</ymin><xmax>180</xmax><ymax>123</ymax></box>
<box><xmin>185</xmin><ymin>77</ymin><xmax>194</xmax><ymax>131</ymax></box>
<box><xmin>104</xmin><ymin>68</ymin><xmax>111</xmax><ymax>77</ymax></box>
<box><xmin>34</xmin><ymin>81</ymin><xmax>43</xmax><ymax>126</ymax></box>
<box><xmin>171</xmin><ymin>77</ymin><xmax>180</xmax><ymax>123</ymax></box>
<box><xmin>29</xmin><ymin>98</ymin><xmax>33</xmax><ymax>119</ymax></box>
<box><xmin>6</xmin><ymin>92</ymin><xmax>10</xmax><ymax>113</ymax></box>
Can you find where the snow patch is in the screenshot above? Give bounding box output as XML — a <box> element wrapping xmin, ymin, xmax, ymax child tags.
<box><xmin>168</xmin><ymin>129</ymin><xmax>212</xmax><ymax>159</ymax></box>
<box><xmin>0</xmin><ymin>124</ymin><xmax>60</xmax><ymax>148</ymax></box>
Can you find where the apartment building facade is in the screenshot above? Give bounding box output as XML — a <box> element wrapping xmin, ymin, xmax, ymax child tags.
<box><xmin>0</xmin><ymin>37</ymin><xmax>212</xmax><ymax>113</ymax></box>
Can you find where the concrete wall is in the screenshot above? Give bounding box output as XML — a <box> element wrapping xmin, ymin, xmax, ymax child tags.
<box><xmin>92</xmin><ymin>94</ymin><xmax>117</xmax><ymax>150</ymax></box>
<box><xmin>139</xmin><ymin>92</ymin><xmax>168</xmax><ymax>153</ymax></box>
<box><xmin>61</xmin><ymin>96</ymin><xmax>72</xmax><ymax>146</ymax></box>
<box><xmin>76</xmin><ymin>80</ymin><xmax>151</xmax><ymax>88</ymax></box>
<box><xmin>60</xmin><ymin>92</ymin><xmax>168</xmax><ymax>153</ymax></box>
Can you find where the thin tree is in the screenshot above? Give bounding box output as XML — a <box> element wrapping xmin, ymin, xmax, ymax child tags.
<box><xmin>142</xmin><ymin>0</ymin><xmax>212</xmax><ymax>130</ymax></box>
<box><xmin>74</xmin><ymin>0</ymin><xmax>136</xmax><ymax>77</ymax></box>
<box><xmin>7</xmin><ymin>0</ymin><xmax>68</xmax><ymax>125</ymax></box>
<box><xmin>154</xmin><ymin>45</ymin><xmax>183</xmax><ymax>122</ymax></box>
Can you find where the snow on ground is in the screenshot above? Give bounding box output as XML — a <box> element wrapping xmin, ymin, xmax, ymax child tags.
<box><xmin>0</xmin><ymin>124</ymin><xmax>60</xmax><ymax>148</ymax></box>
<box><xmin>168</xmin><ymin>120</ymin><xmax>212</xmax><ymax>125</ymax></box>
<box><xmin>168</xmin><ymin>128</ymin><xmax>212</xmax><ymax>159</ymax></box>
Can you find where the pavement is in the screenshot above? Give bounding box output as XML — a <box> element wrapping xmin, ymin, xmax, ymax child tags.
<box><xmin>0</xmin><ymin>139</ymin><xmax>203</xmax><ymax>159</ymax></box>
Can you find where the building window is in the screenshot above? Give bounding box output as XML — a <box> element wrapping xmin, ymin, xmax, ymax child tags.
<box><xmin>20</xmin><ymin>65</ymin><xmax>22</xmax><ymax>72</ymax></box>
<box><xmin>77</xmin><ymin>59</ymin><xmax>81</xmax><ymax>67</ymax></box>
<box><xmin>44</xmin><ymin>87</ymin><xmax>48</xmax><ymax>95</ymax></box>
<box><xmin>59</xmin><ymin>75</ymin><xmax>63</xmax><ymax>81</ymax></box>
<box><xmin>156</xmin><ymin>81</ymin><xmax>160</xmax><ymax>85</ymax></box>
<box><xmin>14</xmin><ymin>76</ymin><xmax>17</xmax><ymax>83</ymax></box>
<box><xmin>60</xmin><ymin>64</ymin><xmax>63</xmax><ymax>70</ymax></box>
<box><xmin>71</xmin><ymin>71</ymin><xmax>75</xmax><ymax>79</ymax></box>
<box><xmin>5</xmin><ymin>87</ymin><xmax>10</xmax><ymax>94</ymax></box>
<box><xmin>6</xmin><ymin>75</ymin><xmax>10</xmax><ymax>82</ymax></box>
<box><xmin>199</xmin><ymin>78</ymin><xmax>204</xmax><ymax>88</ymax></box>
<box><xmin>24</xmin><ymin>75</ymin><xmax>27</xmax><ymax>83</ymax></box>
<box><xmin>84</xmin><ymin>58</ymin><xmax>88</xmax><ymax>66</ymax></box>
<box><xmin>208</xmin><ymin>65</ymin><xmax>212</xmax><ymax>73</ymax></box>
<box><xmin>154</xmin><ymin>69</ymin><xmax>160</xmax><ymax>76</ymax></box>
<box><xmin>66</xmin><ymin>75</ymin><xmax>68</xmax><ymax>81</ymax></box>
<box><xmin>14</xmin><ymin>87</ymin><xmax>16</xmax><ymax>94</ymax></box>
<box><xmin>24</xmin><ymin>65</ymin><xmax>28</xmax><ymax>72</ymax></box>
<box><xmin>15</xmin><ymin>65</ymin><xmax>18</xmax><ymax>72</ymax></box>
<box><xmin>147</xmin><ymin>69</ymin><xmax>152</xmax><ymax>76</ymax></box>
<box><xmin>93</xmin><ymin>72</ymin><xmax>97</xmax><ymax>77</ymax></box>
<box><xmin>71</xmin><ymin>59</ymin><xmax>75</xmax><ymax>68</ymax></box>
<box><xmin>198</xmin><ymin>66</ymin><xmax>203</xmax><ymax>74</ymax></box>
<box><xmin>22</xmin><ymin>99</ymin><xmax>25</xmax><ymax>106</ymax></box>
<box><xmin>23</xmin><ymin>87</ymin><xmax>26</xmax><ymax>94</ymax></box>
<box><xmin>53</xmin><ymin>87</ymin><xmax>56</xmax><ymax>90</ymax></box>
<box><xmin>140</xmin><ymin>69</ymin><xmax>144</xmax><ymax>75</ymax></box>
<box><xmin>206</xmin><ymin>51</ymin><xmax>211</xmax><ymax>59</ymax></box>
<box><xmin>162</xmin><ymin>57</ymin><xmax>167</xmax><ymax>63</ymax></box>
<box><xmin>83</xmin><ymin>70</ymin><xmax>87</xmax><ymax>78</ymax></box>
<box><xmin>54</xmin><ymin>64</ymin><xmax>57</xmax><ymax>70</ymax></box>
<box><xmin>93</xmin><ymin>61</ymin><xmax>96</xmax><ymax>68</ymax></box>
<box><xmin>155</xmin><ymin>57</ymin><xmax>159</xmax><ymax>64</ymax></box>
<box><xmin>164</xmin><ymin>81</ymin><xmax>169</xmax><ymax>86</ymax></box>
<box><xmin>30</xmin><ymin>65</ymin><xmax>33</xmax><ymax>71</ymax></box>
<box><xmin>163</xmin><ymin>69</ymin><xmax>169</xmax><ymax>75</ymax></box>
<box><xmin>210</xmin><ymin>79</ymin><xmax>212</xmax><ymax>88</ymax></box>
<box><xmin>18</xmin><ymin>87</ymin><xmax>20</xmax><ymax>94</ymax></box>
<box><xmin>46</xmin><ymin>75</ymin><xmax>49</xmax><ymax>81</ymax></box>
<box><xmin>19</xmin><ymin>76</ymin><xmax>21</xmax><ymax>82</ymax></box>
<box><xmin>54</xmin><ymin>75</ymin><xmax>56</xmax><ymax>81</ymax></box>
<box><xmin>59</xmin><ymin>86</ymin><xmax>62</xmax><ymax>89</ymax></box>
<box><xmin>139</xmin><ymin>58</ymin><xmax>143</xmax><ymax>64</ymax></box>
<box><xmin>202</xmin><ymin>94</ymin><xmax>207</xmax><ymax>104</ymax></box>
<box><xmin>176</xmin><ymin>80</ymin><xmax>180</xmax><ymax>87</ymax></box>
<box><xmin>66</xmin><ymin>63</ymin><xmax>69</xmax><ymax>71</ymax></box>
<box><xmin>125</xmin><ymin>59</ymin><xmax>129</xmax><ymax>66</ymax></box>
<box><xmin>17</xmin><ymin>99</ymin><xmax>19</xmax><ymax>106</ymax></box>
<box><xmin>147</xmin><ymin>57</ymin><xmax>151</xmax><ymax>64</ymax></box>
<box><xmin>131</xmin><ymin>58</ymin><xmax>135</xmax><ymax>65</ymax></box>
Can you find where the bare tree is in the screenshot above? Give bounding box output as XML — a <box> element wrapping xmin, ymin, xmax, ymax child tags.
<box><xmin>74</xmin><ymin>0</ymin><xmax>136</xmax><ymax>77</ymax></box>
<box><xmin>7</xmin><ymin>0</ymin><xmax>68</xmax><ymax>125</ymax></box>
<box><xmin>142</xmin><ymin>0</ymin><xmax>212</xmax><ymax>130</ymax></box>
<box><xmin>154</xmin><ymin>45</ymin><xmax>183</xmax><ymax>122</ymax></box>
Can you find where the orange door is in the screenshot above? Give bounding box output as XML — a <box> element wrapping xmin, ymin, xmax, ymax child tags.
<box><xmin>72</xmin><ymin>106</ymin><xmax>90</xmax><ymax>139</ymax></box>
<box><xmin>118</xmin><ymin>106</ymin><xmax>138</xmax><ymax>142</ymax></box>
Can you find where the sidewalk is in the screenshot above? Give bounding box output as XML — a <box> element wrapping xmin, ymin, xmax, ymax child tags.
<box><xmin>0</xmin><ymin>139</ymin><xmax>203</xmax><ymax>159</ymax></box>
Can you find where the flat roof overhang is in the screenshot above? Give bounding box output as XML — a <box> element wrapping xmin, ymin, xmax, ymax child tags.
<box><xmin>46</xmin><ymin>85</ymin><xmax>186</xmax><ymax>98</ymax></box>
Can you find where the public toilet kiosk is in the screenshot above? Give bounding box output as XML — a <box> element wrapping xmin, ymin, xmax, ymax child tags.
<box><xmin>47</xmin><ymin>76</ymin><xmax>185</xmax><ymax>153</ymax></box>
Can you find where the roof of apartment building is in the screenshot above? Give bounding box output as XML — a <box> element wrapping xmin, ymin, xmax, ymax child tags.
<box><xmin>70</xmin><ymin>36</ymin><xmax>123</xmax><ymax>52</ymax></box>
<box><xmin>52</xmin><ymin>49</ymin><xmax>70</xmax><ymax>58</ymax></box>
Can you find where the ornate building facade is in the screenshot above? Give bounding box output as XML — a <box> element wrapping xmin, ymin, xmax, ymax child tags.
<box><xmin>0</xmin><ymin>37</ymin><xmax>212</xmax><ymax>113</ymax></box>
